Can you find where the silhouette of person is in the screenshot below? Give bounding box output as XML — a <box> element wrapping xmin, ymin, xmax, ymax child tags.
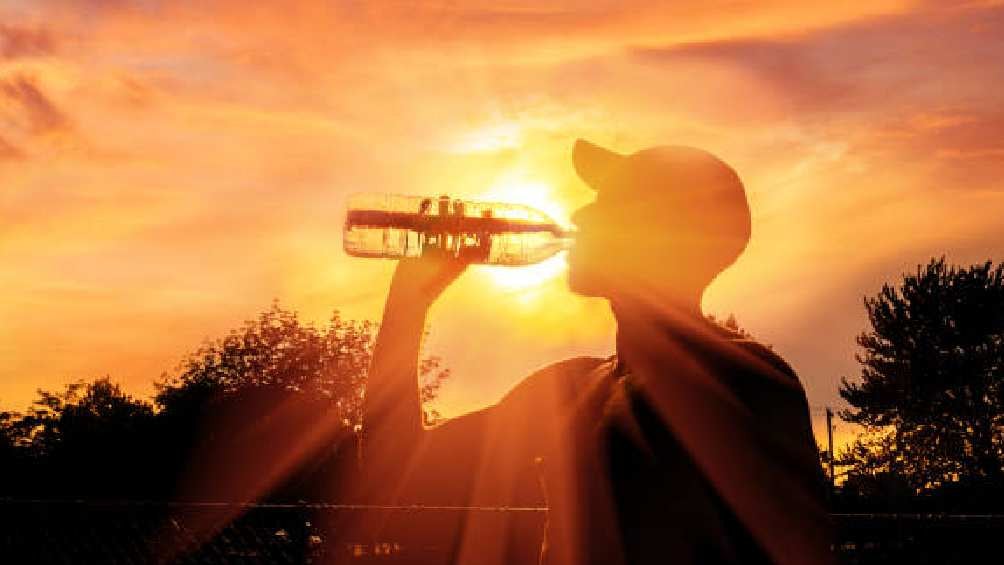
<box><xmin>356</xmin><ymin>140</ymin><xmax>833</xmax><ymax>564</ymax></box>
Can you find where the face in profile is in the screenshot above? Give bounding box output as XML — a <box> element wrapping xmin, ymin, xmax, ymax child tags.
<box><xmin>567</xmin><ymin>187</ymin><xmax>653</xmax><ymax>299</ymax></box>
<box><xmin>566</xmin><ymin>173</ymin><xmax>691</xmax><ymax>300</ymax></box>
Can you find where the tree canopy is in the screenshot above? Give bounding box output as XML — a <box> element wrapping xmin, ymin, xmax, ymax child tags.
<box><xmin>157</xmin><ymin>301</ymin><xmax>446</xmax><ymax>426</ymax></box>
<box><xmin>839</xmin><ymin>257</ymin><xmax>1004</xmax><ymax>496</ymax></box>
<box><xmin>0</xmin><ymin>302</ymin><xmax>448</xmax><ymax>501</ymax></box>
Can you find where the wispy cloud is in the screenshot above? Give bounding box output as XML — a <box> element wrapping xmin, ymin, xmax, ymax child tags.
<box><xmin>625</xmin><ymin>3</ymin><xmax>1004</xmax><ymax>190</ymax></box>
<box><xmin>0</xmin><ymin>74</ymin><xmax>72</xmax><ymax>134</ymax></box>
<box><xmin>0</xmin><ymin>133</ymin><xmax>23</xmax><ymax>159</ymax></box>
<box><xmin>0</xmin><ymin>24</ymin><xmax>55</xmax><ymax>59</ymax></box>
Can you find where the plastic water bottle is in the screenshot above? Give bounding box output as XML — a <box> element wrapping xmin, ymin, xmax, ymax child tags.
<box><xmin>343</xmin><ymin>194</ymin><xmax>573</xmax><ymax>266</ymax></box>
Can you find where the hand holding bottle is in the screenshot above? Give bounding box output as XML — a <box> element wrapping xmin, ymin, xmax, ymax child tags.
<box><xmin>387</xmin><ymin>251</ymin><xmax>471</xmax><ymax>309</ymax></box>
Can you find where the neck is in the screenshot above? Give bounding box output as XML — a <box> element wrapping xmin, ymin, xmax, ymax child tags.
<box><xmin>610</xmin><ymin>288</ymin><xmax>704</xmax><ymax>358</ymax></box>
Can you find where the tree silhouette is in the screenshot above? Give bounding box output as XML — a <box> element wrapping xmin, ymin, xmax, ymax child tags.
<box><xmin>1</xmin><ymin>378</ymin><xmax>156</xmax><ymax>497</ymax></box>
<box><xmin>156</xmin><ymin>301</ymin><xmax>446</xmax><ymax>428</ymax></box>
<box><xmin>22</xmin><ymin>378</ymin><xmax>154</xmax><ymax>456</ymax></box>
<box><xmin>152</xmin><ymin>301</ymin><xmax>449</xmax><ymax>502</ymax></box>
<box><xmin>839</xmin><ymin>257</ymin><xmax>1004</xmax><ymax>494</ymax></box>
<box><xmin>0</xmin><ymin>406</ymin><xmax>23</xmax><ymax>471</ymax></box>
<box><xmin>0</xmin><ymin>302</ymin><xmax>449</xmax><ymax>502</ymax></box>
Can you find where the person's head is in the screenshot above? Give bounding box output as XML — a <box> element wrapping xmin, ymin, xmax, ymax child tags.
<box><xmin>567</xmin><ymin>139</ymin><xmax>751</xmax><ymax>309</ymax></box>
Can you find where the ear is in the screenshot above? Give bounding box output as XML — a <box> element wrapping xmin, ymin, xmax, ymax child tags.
<box><xmin>573</xmin><ymin>139</ymin><xmax>624</xmax><ymax>190</ymax></box>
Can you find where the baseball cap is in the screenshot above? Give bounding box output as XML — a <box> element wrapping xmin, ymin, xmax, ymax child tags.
<box><xmin>572</xmin><ymin>139</ymin><xmax>752</xmax><ymax>247</ymax></box>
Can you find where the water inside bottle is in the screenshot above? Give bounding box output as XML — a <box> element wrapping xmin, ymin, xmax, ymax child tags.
<box><xmin>343</xmin><ymin>194</ymin><xmax>573</xmax><ymax>266</ymax></box>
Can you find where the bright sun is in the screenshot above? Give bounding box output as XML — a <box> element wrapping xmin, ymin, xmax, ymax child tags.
<box><xmin>479</xmin><ymin>177</ymin><xmax>571</xmax><ymax>292</ymax></box>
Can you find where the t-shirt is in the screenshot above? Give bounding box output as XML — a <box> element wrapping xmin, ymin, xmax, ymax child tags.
<box><xmin>380</xmin><ymin>321</ymin><xmax>830</xmax><ymax>565</ymax></box>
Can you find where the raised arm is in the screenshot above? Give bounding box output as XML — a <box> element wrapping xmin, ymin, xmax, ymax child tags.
<box><xmin>359</xmin><ymin>255</ymin><xmax>468</xmax><ymax>493</ymax></box>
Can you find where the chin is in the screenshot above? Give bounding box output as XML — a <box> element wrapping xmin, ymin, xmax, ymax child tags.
<box><xmin>566</xmin><ymin>265</ymin><xmax>608</xmax><ymax>298</ymax></box>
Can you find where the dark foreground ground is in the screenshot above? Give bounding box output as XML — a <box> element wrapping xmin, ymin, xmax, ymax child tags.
<box><xmin>1</xmin><ymin>500</ymin><xmax>1000</xmax><ymax>564</ymax></box>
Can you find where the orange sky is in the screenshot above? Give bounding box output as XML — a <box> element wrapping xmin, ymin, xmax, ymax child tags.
<box><xmin>3</xmin><ymin>1</ymin><xmax>1004</xmax><ymax>450</ymax></box>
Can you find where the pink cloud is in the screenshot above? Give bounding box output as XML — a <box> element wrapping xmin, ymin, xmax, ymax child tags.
<box><xmin>0</xmin><ymin>134</ymin><xmax>24</xmax><ymax>160</ymax></box>
<box><xmin>621</xmin><ymin>3</ymin><xmax>1004</xmax><ymax>189</ymax></box>
<box><xmin>0</xmin><ymin>24</ymin><xmax>55</xmax><ymax>59</ymax></box>
<box><xmin>0</xmin><ymin>74</ymin><xmax>72</xmax><ymax>134</ymax></box>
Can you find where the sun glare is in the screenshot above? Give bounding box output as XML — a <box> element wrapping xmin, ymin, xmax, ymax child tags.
<box><xmin>446</xmin><ymin>123</ymin><xmax>522</xmax><ymax>153</ymax></box>
<box><xmin>480</xmin><ymin>176</ymin><xmax>571</xmax><ymax>292</ymax></box>
<box><xmin>486</xmin><ymin>253</ymin><xmax>569</xmax><ymax>291</ymax></box>
<box><xmin>482</xmin><ymin>177</ymin><xmax>569</xmax><ymax>228</ymax></box>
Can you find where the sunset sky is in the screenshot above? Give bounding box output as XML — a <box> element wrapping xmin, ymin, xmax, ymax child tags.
<box><xmin>2</xmin><ymin>1</ymin><xmax>1003</xmax><ymax>449</ymax></box>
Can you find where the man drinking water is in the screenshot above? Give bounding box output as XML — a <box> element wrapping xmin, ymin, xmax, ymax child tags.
<box><xmin>356</xmin><ymin>139</ymin><xmax>833</xmax><ymax>564</ymax></box>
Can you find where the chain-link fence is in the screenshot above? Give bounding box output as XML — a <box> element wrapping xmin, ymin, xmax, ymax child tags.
<box><xmin>832</xmin><ymin>512</ymin><xmax>1003</xmax><ymax>565</ymax></box>
<box><xmin>2</xmin><ymin>499</ymin><xmax>1001</xmax><ymax>564</ymax></box>
<box><xmin>0</xmin><ymin>500</ymin><xmax>548</xmax><ymax>564</ymax></box>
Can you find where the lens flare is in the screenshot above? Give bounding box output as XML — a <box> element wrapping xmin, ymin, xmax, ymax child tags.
<box><xmin>479</xmin><ymin>178</ymin><xmax>571</xmax><ymax>291</ymax></box>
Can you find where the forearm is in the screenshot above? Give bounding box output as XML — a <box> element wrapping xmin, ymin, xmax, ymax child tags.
<box><xmin>361</xmin><ymin>290</ymin><xmax>431</xmax><ymax>467</ymax></box>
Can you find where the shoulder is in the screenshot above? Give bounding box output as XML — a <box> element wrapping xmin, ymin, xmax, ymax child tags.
<box><xmin>496</xmin><ymin>356</ymin><xmax>610</xmax><ymax>414</ymax></box>
<box><xmin>428</xmin><ymin>356</ymin><xmax>609</xmax><ymax>431</ymax></box>
<box><xmin>692</xmin><ymin>319</ymin><xmax>799</xmax><ymax>384</ymax></box>
<box><xmin>713</xmin><ymin>338</ymin><xmax>812</xmax><ymax>415</ymax></box>
<box><xmin>728</xmin><ymin>338</ymin><xmax>798</xmax><ymax>381</ymax></box>
<box><xmin>532</xmin><ymin>356</ymin><xmax>612</xmax><ymax>378</ymax></box>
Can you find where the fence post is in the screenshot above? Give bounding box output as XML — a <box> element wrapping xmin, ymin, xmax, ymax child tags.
<box><xmin>826</xmin><ymin>407</ymin><xmax>835</xmax><ymax>494</ymax></box>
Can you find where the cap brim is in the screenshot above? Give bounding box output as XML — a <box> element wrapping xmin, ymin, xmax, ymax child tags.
<box><xmin>573</xmin><ymin>139</ymin><xmax>625</xmax><ymax>191</ymax></box>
